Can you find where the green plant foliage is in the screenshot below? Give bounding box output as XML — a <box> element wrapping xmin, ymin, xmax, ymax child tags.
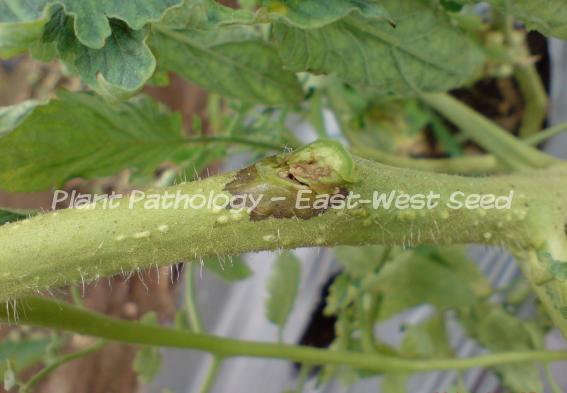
<box><xmin>334</xmin><ymin>245</ymin><xmax>388</xmax><ymax>278</ymax></box>
<box><xmin>0</xmin><ymin>92</ymin><xmax>191</xmax><ymax>192</ymax></box>
<box><xmin>203</xmin><ymin>256</ymin><xmax>253</xmax><ymax>282</ymax></box>
<box><xmin>0</xmin><ymin>0</ymin><xmax>182</xmax><ymax>49</ymax></box>
<box><xmin>272</xmin><ymin>0</ymin><xmax>484</xmax><ymax>97</ymax></box>
<box><xmin>151</xmin><ymin>25</ymin><xmax>303</xmax><ymax>104</ymax></box>
<box><xmin>399</xmin><ymin>314</ymin><xmax>452</xmax><ymax>358</ymax></box>
<box><xmin>261</xmin><ymin>0</ymin><xmax>392</xmax><ymax>28</ymax></box>
<box><xmin>133</xmin><ymin>312</ymin><xmax>163</xmax><ymax>383</ymax></box>
<box><xmin>41</xmin><ymin>10</ymin><xmax>157</xmax><ymax>100</ymax></box>
<box><xmin>459</xmin><ymin>305</ymin><xmax>544</xmax><ymax>392</ymax></box>
<box><xmin>365</xmin><ymin>248</ymin><xmax>491</xmax><ymax>319</ymax></box>
<box><xmin>488</xmin><ymin>0</ymin><xmax>567</xmax><ymax>39</ymax></box>
<box><xmin>265</xmin><ymin>252</ymin><xmax>301</xmax><ymax>331</ymax></box>
<box><xmin>0</xmin><ymin>209</ymin><xmax>28</xmax><ymax>225</ymax></box>
<box><xmin>0</xmin><ymin>338</ymin><xmax>53</xmax><ymax>382</ymax></box>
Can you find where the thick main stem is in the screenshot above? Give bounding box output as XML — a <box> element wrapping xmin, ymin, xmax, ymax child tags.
<box><xmin>0</xmin><ymin>148</ymin><xmax>566</xmax><ymax>302</ymax></box>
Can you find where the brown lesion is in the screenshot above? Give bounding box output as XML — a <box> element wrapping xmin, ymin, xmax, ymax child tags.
<box><xmin>224</xmin><ymin>155</ymin><xmax>347</xmax><ymax>221</ymax></box>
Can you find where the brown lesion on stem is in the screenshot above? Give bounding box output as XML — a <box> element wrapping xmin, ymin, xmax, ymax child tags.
<box><xmin>224</xmin><ymin>140</ymin><xmax>356</xmax><ymax>221</ymax></box>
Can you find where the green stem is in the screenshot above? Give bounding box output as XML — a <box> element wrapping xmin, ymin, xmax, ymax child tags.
<box><xmin>422</xmin><ymin>93</ymin><xmax>557</xmax><ymax>170</ymax></box>
<box><xmin>1</xmin><ymin>145</ymin><xmax>566</xmax><ymax>301</ymax></box>
<box><xmin>353</xmin><ymin>122</ymin><xmax>567</xmax><ymax>175</ymax></box>
<box><xmin>69</xmin><ymin>286</ymin><xmax>84</xmax><ymax>308</ymax></box>
<box><xmin>20</xmin><ymin>339</ymin><xmax>104</xmax><ymax>393</ymax></box>
<box><xmin>4</xmin><ymin>296</ymin><xmax>567</xmax><ymax>374</ymax></box>
<box><xmin>525</xmin><ymin>123</ymin><xmax>567</xmax><ymax>146</ymax></box>
<box><xmin>198</xmin><ymin>356</ymin><xmax>222</xmax><ymax>393</ymax></box>
<box><xmin>185</xmin><ymin>263</ymin><xmax>205</xmax><ymax>333</ymax></box>
<box><xmin>351</xmin><ymin>146</ymin><xmax>502</xmax><ymax>175</ymax></box>
<box><xmin>515</xmin><ymin>60</ymin><xmax>548</xmax><ymax>139</ymax></box>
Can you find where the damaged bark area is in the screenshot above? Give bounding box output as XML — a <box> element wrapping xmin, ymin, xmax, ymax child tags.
<box><xmin>224</xmin><ymin>140</ymin><xmax>356</xmax><ymax>220</ymax></box>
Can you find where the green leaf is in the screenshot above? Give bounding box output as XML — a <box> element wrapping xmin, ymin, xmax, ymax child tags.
<box><xmin>158</xmin><ymin>0</ymin><xmax>254</xmax><ymax>30</ymax></box>
<box><xmin>0</xmin><ymin>3</ymin><xmax>51</xmax><ymax>58</ymax></box>
<box><xmin>0</xmin><ymin>337</ymin><xmax>54</xmax><ymax>385</ymax></box>
<box><xmin>334</xmin><ymin>245</ymin><xmax>387</xmax><ymax>278</ymax></box>
<box><xmin>0</xmin><ymin>209</ymin><xmax>29</xmax><ymax>226</ymax></box>
<box><xmin>381</xmin><ymin>373</ymin><xmax>407</xmax><ymax>393</ymax></box>
<box><xmin>272</xmin><ymin>0</ymin><xmax>484</xmax><ymax>97</ymax></box>
<box><xmin>400</xmin><ymin>314</ymin><xmax>452</xmax><ymax>358</ymax></box>
<box><xmin>459</xmin><ymin>305</ymin><xmax>543</xmax><ymax>392</ymax></box>
<box><xmin>261</xmin><ymin>0</ymin><xmax>392</xmax><ymax>28</ymax></box>
<box><xmin>0</xmin><ymin>0</ymin><xmax>182</xmax><ymax>49</ymax></box>
<box><xmin>539</xmin><ymin>251</ymin><xmax>567</xmax><ymax>281</ymax></box>
<box><xmin>133</xmin><ymin>311</ymin><xmax>163</xmax><ymax>383</ymax></box>
<box><xmin>365</xmin><ymin>249</ymin><xmax>484</xmax><ymax>319</ymax></box>
<box><xmin>0</xmin><ymin>92</ymin><xmax>189</xmax><ymax>192</ymax></box>
<box><xmin>204</xmin><ymin>256</ymin><xmax>253</xmax><ymax>282</ymax></box>
<box><xmin>41</xmin><ymin>10</ymin><xmax>156</xmax><ymax>100</ymax></box>
<box><xmin>133</xmin><ymin>346</ymin><xmax>163</xmax><ymax>384</ymax></box>
<box><xmin>265</xmin><ymin>252</ymin><xmax>301</xmax><ymax>330</ymax></box>
<box><xmin>488</xmin><ymin>0</ymin><xmax>567</xmax><ymax>39</ymax></box>
<box><xmin>151</xmin><ymin>25</ymin><xmax>303</xmax><ymax>104</ymax></box>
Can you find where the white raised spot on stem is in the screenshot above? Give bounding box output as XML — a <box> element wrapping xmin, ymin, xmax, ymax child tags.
<box><xmin>115</xmin><ymin>235</ymin><xmax>126</xmax><ymax>241</ymax></box>
<box><xmin>157</xmin><ymin>224</ymin><xmax>169</xmax><ymax>233</ymax></box>
<box><xmin>132</xmin><ymin>231</ymin><xmax>151</xmax><ymax>239</ymax></box>
<box><xmin>483</xmin><ymin>232</ymin><xmax>492</xmax><ymax>240</ymax></box>
<box><xmin>263</xmin><ymin>234</ymin><xmax>277</xmax><ymax>242</ymax></box>
<box><xmin>216</xmin><ymin>215</ymin><xmax>230</xmax><ymax>224</ymax></box>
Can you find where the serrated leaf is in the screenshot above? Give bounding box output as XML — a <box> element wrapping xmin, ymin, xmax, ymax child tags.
<box><xmin>151</xmin><ymin>25</ymin><xmax>303</xmax><ymax>104</ymax></box>
<box><xmin>0</xmin><ymin>0</ymin><xmax>182</xmax><ymax>49</ymax></box>
<box><xmin>265</xmin><ymin>252</ymin><xmax>301</xmax><ymax>329</ymax></box>
<box><xmin>41</xmin><ymin>10</ymin><xmax>156</xmax><ymax>100</ymax></box>
<box><xmin>272</xmin><ymin>0</ymin><xmax>484</xmax><ymax>97</ymax></box>
<box><xmin>0</xmin><ymin>92</ymin><xmax>190</xmax><ymax>192</ymax></box>
<box><xmin>488</xmin><ymin>0</ymin><xmax>567</xmax><ymax>39</ymax></box>
<box><xmin>204</xmin><ymin>256</ymin><xmax>253</xmax><ymax>282</ymax></box>
<box><xmin>261</xmin><ymin>0</ymin><xmax>392</xmax><ymax>28</ymax></box>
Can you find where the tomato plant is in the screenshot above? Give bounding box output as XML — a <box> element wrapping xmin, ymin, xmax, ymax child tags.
<box><xmin>0</xmin><ymin>0</ymin><xmax>567</xmax><ymax>391</ymax></box>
